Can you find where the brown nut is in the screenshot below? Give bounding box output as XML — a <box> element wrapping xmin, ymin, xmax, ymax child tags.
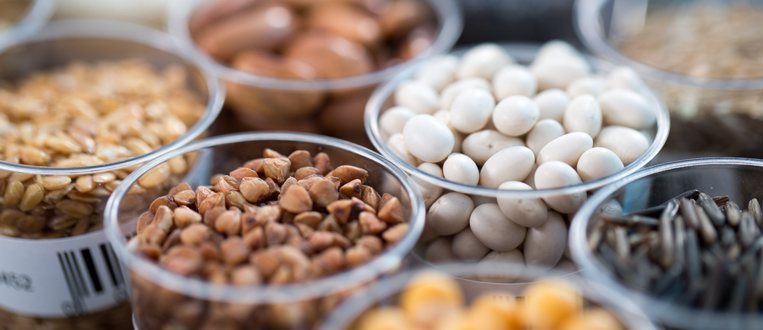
<box><xmin>382</xmin><ymin>223</ymin><xmax>409</xmax><ymax>244</ymax></box>
<box><xmin>161</xmin><ymin>246</ymin><xmax>203</xmax><ymax>276</ymax></box>
<box><xmin>240</xmin><ymin>177</ymin><xmax>270</xmax><ymax>203</ymax></box>
<box><xmin>180</xmin><ymin>223</ymin><xmax>212</xmax><ymax>245</ymax></box>
<box><xmin>339</xmin><ymin>179</ymin><xmax>363</xmax><ymax>199</ymax></box>
<box><xmin>330</xmin><ymin>165</ymin><xmax>369</xmax><ymax>185</ymax></box>
<box><xmin>307</xmin><ymin>3</ymin><xmax>382</xmax><ymax>48</ymax></box>
<box><xmin>195</xmin><ymin>4</ymin><xmax>298</xmax><ymax>61</ymax></box>
<box><xmin>359</xmin><ymin>212</ymin><xmax>387</xmax><ymax>235</ymax></box>
<box><xmin>378</xmin><ymin>196</ymin><xmax>404</xmax><ymax>224</ymax></box>
<box><xmin>174</xmin><ymin>206</ymin><xmax>202</xmax><ymax>228</ymax></box>
<box><xmin>308</xmin><ymin>178</ymin><xmax>339</xmax><ymax>207</ymax></box>
<box><xmin>283</xmin><ymin>31</ymin><xmax>374</xmax><ymax>79</ymax></box>
<box><xmin>295</xmin><ymin>167</ymin><xmax>323</xmax><ymax>180</ymax></box>
<box><xmin>220</xmin><ymin>237</ymin><xmax>251</xmax><ymax>265</ymax></box>
<box><xmin>279</xmin><ymin>185</ymin><xmax>313</xmax><ymax>214</ymax></box>
<box><xmin>294</xmin><ymin>211</ymin><xmax>323</xmax><ymax>228</ymax></box>
<box><xmin>229</xmin><ymin>167</ymin><xmax>259</xmax><ymax>180</ymax></box>
<box><xmin>262</xmin><ymin>158</ymin><xmax>291</xmax><ymax>184</ymax></box>
<box><xmin>288</xmin><ymin>150</ymin><xmax>313</xmax><ymax>170</ymax></box>
<box><xmin>215</xmin><ymin>209</ymin><xmax>242</xmax><ymax>236</ymax></box>
<box><xmin>231</xmin><ymin>265</ymin><xmax>262</xmax><ymax>286</ymax></box>
<box><xmin>378</xmin><ymin>0</ymin><xmax>434</xmax><ymax>37</ymax></box>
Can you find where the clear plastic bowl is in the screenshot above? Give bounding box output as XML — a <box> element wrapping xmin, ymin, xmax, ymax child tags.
<box><xmin>570</xmin><ymin>158</ymin><xmax>763</xmax><ymax>330</ymax></box>
<box><xmin>0</xmin><ymin>0</ymin><xmax>55</xmax><ymax>48</ymax></box>
<box><xmin>318</xmin><ymin>262</ymin><xmax>662</xmax><ymax>330</ymax></box>
<box><xmin>104</xmin><ymin>132</ymin><xmax>426</xmax><ymax>330</ymax></box>
<box><xmin>575</xmin><ymin>0</ymin><xmax>763</xmax><ymax>159</ymax></box>
<box><xmin>166</xmin><ymin>0</ymin><xmax>462</xmax><ymax>143</ymax></box>
<box><xmin>365</xmin><ymin>42</ymin><xmax>669</xmax><ymax>274</ymax></box>
<box><xmin>0</xmin><ymin>19</ymin><xmax>222</xmax><ymax>329</ymax></box>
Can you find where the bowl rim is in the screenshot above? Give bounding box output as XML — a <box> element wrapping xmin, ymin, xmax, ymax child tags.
<box><xmin>104</xmin><ymin>132</ymin><xmax>426</xmax><ymax>304</ymax></box>
<box><xmin>0</xmin><ymin>0</ymin><xmax>56</xmax><ymax>47</ymax></box>
<box><xmin>0</xmin><ymin>19</ymin><xmax>225</xmax><ymax>176</ymax></box>
<box><xmin>165</xmin><ymin>0</ymin><xmax>463</xmax><ymax>91</ymax></box>
<box><xmin>573</xmin><ymin>0</ymin><xmax>763</xmax><ymax>90</ymax></box>
<box><xmin>570</xmin><ymin>157</ymin><xmax>763</xmax><ymax>330</ymax></box>
<box><xmin>364</xmin><ymin>42</ymin><xmax>671</xmax><ymax>198</ymax></box>
<box><xmin>318</xmin><ymin>262</ymin><xmax>662</xmax><ymax>330</ymax></box>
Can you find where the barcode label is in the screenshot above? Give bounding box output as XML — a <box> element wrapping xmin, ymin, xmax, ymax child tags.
<box><xmin>0</xmin><ymin>220</ymin><xmax>135</xmax><ymax>317</ymax></box>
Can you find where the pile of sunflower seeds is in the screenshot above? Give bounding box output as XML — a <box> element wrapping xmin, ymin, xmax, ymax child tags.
<box><xmin>591</xmin><ymin>189</ymin><xmax>763</xmax><ymax>311</ymax></box>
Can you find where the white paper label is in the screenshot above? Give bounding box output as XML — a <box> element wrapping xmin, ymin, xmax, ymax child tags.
<box><xmin>0</xmin><ymin>221</ymin><xmax>134</xmax><ymax>318</ymax></box>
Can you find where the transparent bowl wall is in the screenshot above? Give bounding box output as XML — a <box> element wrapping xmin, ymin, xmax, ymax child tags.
<box><xmin>0</xmin><ymin>0</ymin><xmax>55</xmax><ymax>47</ymax></box>
<box><xmin>104</xmin><ymin>132</ymin><xmax>425</xmax><ymax>330</ymax></box>
<box><xmin>575</xmin><ymin>0</ymin><xmax>763</xmax><ymax>159</ymax></box>
<box><xmin>570</xmin><ymin>158</ymin><xmax>763</xmax><ymax>330</ymax></box>
<box><xmin>319</xmin><ymin>262</ymin><xmax>661</xmax><ymax>330</ymax></box>
<box><xmin>365</xmin><ymin>43</ymin><xmax>670</xmax><ymax>284</ymax></box>
<box><xmin>0</xmin><ymin>19</ymin><xmax>222</xmax><ymax>329</ymax></box>
<box><xmin>167</xmin><ymin>0</ymin><xmax>462</xmax><ymax>144</ymax></box>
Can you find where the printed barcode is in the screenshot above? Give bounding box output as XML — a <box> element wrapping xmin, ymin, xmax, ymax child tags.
<box><xmin>56</xmin><ymin>243</ymin><xmax>126</xmax><ymax>316</ymax></box>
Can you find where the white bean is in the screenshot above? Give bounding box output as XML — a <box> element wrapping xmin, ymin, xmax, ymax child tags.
<box><xmin>386</xmin><ymin>133</ymin><xmax>419</xmax><ymax>166</ymax></box>
<box><xmin>576</xmin><ymin>147</ymin><xmax>624</xmax><ymax>182</ymax></box>
<box><xmin>594</xmin><ymin>125</ymin><xmax>649</xmax><ymax>165</ymax></box>
<box><xmin>425</xmin><ymin>237</ymin><xmax>456</xmax><ymax>263</ymax></box>
<box><xmin>534</xmin><ymin>40</ymin><xmax>582</xmax><ymax>64</ymax></box>
<box><xmin>531</xmin><ymin>56</ymin><xmax>591</xmax><ymax>91</ymax></box>
<box><xmin>479</xmin><ymin>146</ymin><xmax>535</xmax><ymax>188</ymax></box>
<box><xmin>497</xmin><ymin>181</ymin><xmax>548</xmax><ymax>228</ymax></box>
<box><xmin>394</xmin><ymin>81</ymin><xmax>439</xmax><ymax>114</ymax></box>
<box><xmin>523</xmin><ymin>211</ymin><xmax>567</xmax><ymax>271</ymax></box>
<box><xmin>526</xmin><ymin>119</ymin><xmax>565</xmax><ymax>155</ymax></box>
<box><xmin>419</xmin><ymin>222</ymin><xmax>440</xmax><ymax>244</ymax></box>
<box><xmin>537</xmin><ymin>132</ymin><xmax>593</xmax><ymax>167</ymax></box>
<box><xmin>533</xmin><ymin>88</ymin><xmax>569</xmax><ymax>122</ymax></box>
<box><xmin>403</xmin><ymin>114</ymin><xmax>454</xmax><ymax>163</ymax></box>
<box><xmin>566</xmin><ymin>76</ymin><xmax>606</xmax><ymax>98</ymax></box>
<box><xmin>469</xmin><ymin>203</ymin><xmax>527</xmax><ymax>251</ymax></box>
<box><xmin>596</xmin><ymin>198</ymin><xmax>623</xmax><ymax>219</ymax></box>
<box><xmin>462</xmin><ymin>129</ymin><xmax>524</xmax><ymax>166</ymax></box>
<box><xmin>456</xmin><ymin>43</ymin><xmax>513</xmax><ymax>80</ymax></box>
<box><xmin>524</xmin><ymin>164</ymin><xmax>538</xmax><ymax>189</ymax></box>
<box><xmin>563</xmin><ymin>94</ymin><xmax>602</xmax><ymax>138</ymax></box>
<box><xmin>427</xmin><ymin>192</ymin><xmax>474</xmax><ymax>235</ymax></box>
<box><xmin>492</xmin><ymin>64</ymin><xmax>537</xmax><ymax>100</ymax></box>
<box><xmin>449</xmin><ymin>88</ymin><xmax>496</xmax><ymax>134</ymax></box>
<box><xmin>492</xmin><ymin>95</ymin><xmax>540</xmax><ymax>137</ymax></box>
<box><xmin>598</xmin><ymin>88</ymin><xmax>656</xmax><ymax>130</ymax></box>
<box><xmin>534</xmin><ymin>161</ymin><xmax>586</xmax><ymax>214</ymax></box>
<box><xmin>607</xmin><ymin>66</ymin><xmax>651</xmax><ymax>98</ymax></box>
<box><xmin>439</xmin><ymin>77</ymin><xmax>491</xmax><ymax>110</ymax></box>
<box><xmin>477</xmin><ymin>250</ymin><xmax>525</xmax><ymax>282</ymax></box>
<box><xmin>443</xmin><ymin>153</ymin><xmax>479</xmax><ymax>186</ymax></box>
<box><xmin>433</xmin><ymin>109</ymin><xmax>464</xmax><ymax>153</ymax></box>
<box><xmin>379</xmin><ymin>106</ymin><xmax>415</xmax><ymax>136</ymax></box>
<box><xmin>415</xmin><ymin>55</ymin><xmax>459</xmax><ymax>91</ymax></box>
<box><xmin>413</xmin><ymin>163</ymin><xmax>444</xmax><ymax>208</ymax></box>
<box><xmin>452</xmin><ymin>227</ymin><xmax>490</xmax><ymax>261</ymax></box>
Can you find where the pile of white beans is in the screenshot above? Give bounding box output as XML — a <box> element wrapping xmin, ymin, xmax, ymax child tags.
<box><xmin>377</xmin><ymin>41</ymin><xmax>657</xmax><ymax>272</ymax></box>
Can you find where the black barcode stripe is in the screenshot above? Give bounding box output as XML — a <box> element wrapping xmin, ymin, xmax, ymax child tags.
<box><xmin>99</xmin><ymin>244</ymin><xmax>118</xmax><ymax>287</ymax></box>
<box><xmin>107</xmin><ymin>243</ymin><xmax>125</xmax><ymax>285</ymax></box>
<box><xmin>69</xmin><ymin>251</ymin><xmax>88</xmax><ymax>297</ymax></box>
<box><xmin>80</xmin><ymin>248</ymin><xmax>104</xmax><ymax>293</ymax></box>
<box><xmin>57</xmin><ymin>252</ymin><xmax>80</xmax><ymax>314</ymax></box>
<box><xmin>63</xmin><ymin>252</ymin><xmax>85</xmax><ymax>312</ymax></box>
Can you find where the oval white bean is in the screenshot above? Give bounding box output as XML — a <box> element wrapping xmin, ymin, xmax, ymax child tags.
<box><xmin>394</xmin><ymin>81</ymin><xmax>439</xmax><ymax>114</ymax></box>
<box><xmin>534</xmin><ymin>40</ymin><xmax>582</xmax><ymax>64</ymax></box>
<box><xmin>413</xmin><ymin>162</ymin><xmax>444</xmax><ymax>208</ymax></box>
<box><xmin>427</xmin><ymin>192</ymin><xmax>475</xmax><ymax>235</ymax></box>
<box><xmin>462</xmin><ymin>129</ymin><xmax>524</xmax><ymax>166</ymax></box>
<box><xmin>607</xmin><ymin>66</ymin><xmax>650</xmax><ymax>98</ymax></box>
<box><xmin>456</xmin><ymin>43</ymin><xmax>513</xmax><ymax>80</ymax></box>
<box><xmin>480</xmin><ymin>146</ymin><xmax>535</xmax><ymax>188</ymax></box>
<box><xmin>433</xmin><ymin>109</ymin><xmax>464</xmax><ymax>153</ymax></box>
<box><xmin>477</xmin><ymin>250</ymin><xmax>525</xmax><ymax>282</ymax></box>
<box><xmin>533</xmin><ymin>88</ymin><xmax>569</xmax><ymax>122</ymax></box>
<box><xmin>524</xmin><ymin>164</ymin><xmax>537</xmax><ymax>189</ymax></box>
<box><xmin>386</xmin><ymin>133</ymin><xmax>419</xmax><ymax>166</ymax></box>
<box><xmin>379</xmin><ymin>106</ymin><xmax>415</xmax><ymax>136</ymax></box>
<box><xmin>523</xmin><ymin>211</ymin><xmax>567</xmax><ymax>271</ymax></box>
<box><xmin>563</xmin><ymin>94</ymin><xmax>602</xmax><ymax>138</ymax></box>
<box><xmin>576</xmin><ymin>147</ymin><xmax>624</xmax><ymax>182</ymax></box>
<box><xmin>497</xmin><ymin>181</ymin><xmax>548</xmax><ymax>228</ymax></box>
<box><xmin>594</xmin><ymin>125</ymin><xmax>650</xmax><ymax>165</ymax></box>
<box><xmin>469</xmin><ymin>203</ymin><xmax>527</xmax><ymax>251</ymax></box>
<box><xmin>566</xmin><ymin>76</ymin><xmax>606</xmax><ymax>98</ymax></box>
<box><xmin>526</xmin><ymin>119</ymin><xmax>565</xmax><ymax>155</ymax></box>
<box><xmin>442</xmin><ymin>153</ymin><xmax>479</xmax><ymax>186</ymax></box>
<box><xmin>449</xmin><ymin>88</ymin><xmax>496</xmax><ymax>134</ymax></box>
<box><xmin>531</xmin><ymin>56</ymin><xmax>591</xmax><ymax>91</ymax></box>
<box><xmin>439</xmin><ymin>77</ymin><xmax>491</xmax><ymax>110</ymax></box>
<box><xmin>403</xmin><ymin>114</ymin><xmax>454</xmax><ymax>163</ymax></box>
<box><xmin>492</xmin><ymin>65</ymin><xmax>537</xmax><ymax>100</ymax></box>
<box><xmin>535</xmin><ymin>161</ymin><xmax>587</xmax><ymax>214</ymax></box>
<box><xmin>415</xmin><ymin>55</ymin><xmax>459</xmax><ymax>91</ymax></box>
<box><xmin>452</xmin><ymin>227</ymin><xmax>491</xmax><ymax>261</ymax></box>
<box><xmin>492</xmin><ymin>95</ymin><xmax>540</xmax><ymax>136</ymax></box>
<box><xmin>596</xmin><ymin>198</ymin><xmax>623</xmax><ymax>218</ymax></box>
<box><xmin>536</xmin><ymin>132</ymin><xmax>593</xmax><ymax>166</ymax></box>
<box><xmin>598</xmin><ymin>88</ymin><xmax>656</xmax><ymax>130</ymax></box>
<box><xmin>425</xmin><ymin>237</ymin><xmax>456</xmax><ymax>263</ymax></box>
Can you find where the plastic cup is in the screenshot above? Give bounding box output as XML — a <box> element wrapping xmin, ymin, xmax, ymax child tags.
<box><xmin>364</xmin><ymin>42</ymin><xmax>669</xmax><ymax>279</ymax></box>
<box><xmin>571</xmin><ymin>158</ymin><xmax>763</xmax><ymax>330</ymax></box>
<box><xmin>318</xmin><ymin>262</ymin><xmax>661</xmax><ymax>330</ymax></box>
<box><xmin>575</xmin><ymin>0</ymin><xmax>763</xmax><ymax>160</ymax></box>
<box><xmin>0</xmin><ymin>0</ymin><xmax>55</xmax><ymax>47</ymax></box>
<box><xmin>166</xmin><ymin>0</ymin><xmax>463</xmax><ymax>144</ymax></box>
<box><xmin>0</xmin><ymin>19</ymin><xmax>222</xmax><ymax>329</ymax></box>
<box><xmin>104</xmin><ymin>132</ymin><xmax>425</xmax><ymax>330</ymax></box>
